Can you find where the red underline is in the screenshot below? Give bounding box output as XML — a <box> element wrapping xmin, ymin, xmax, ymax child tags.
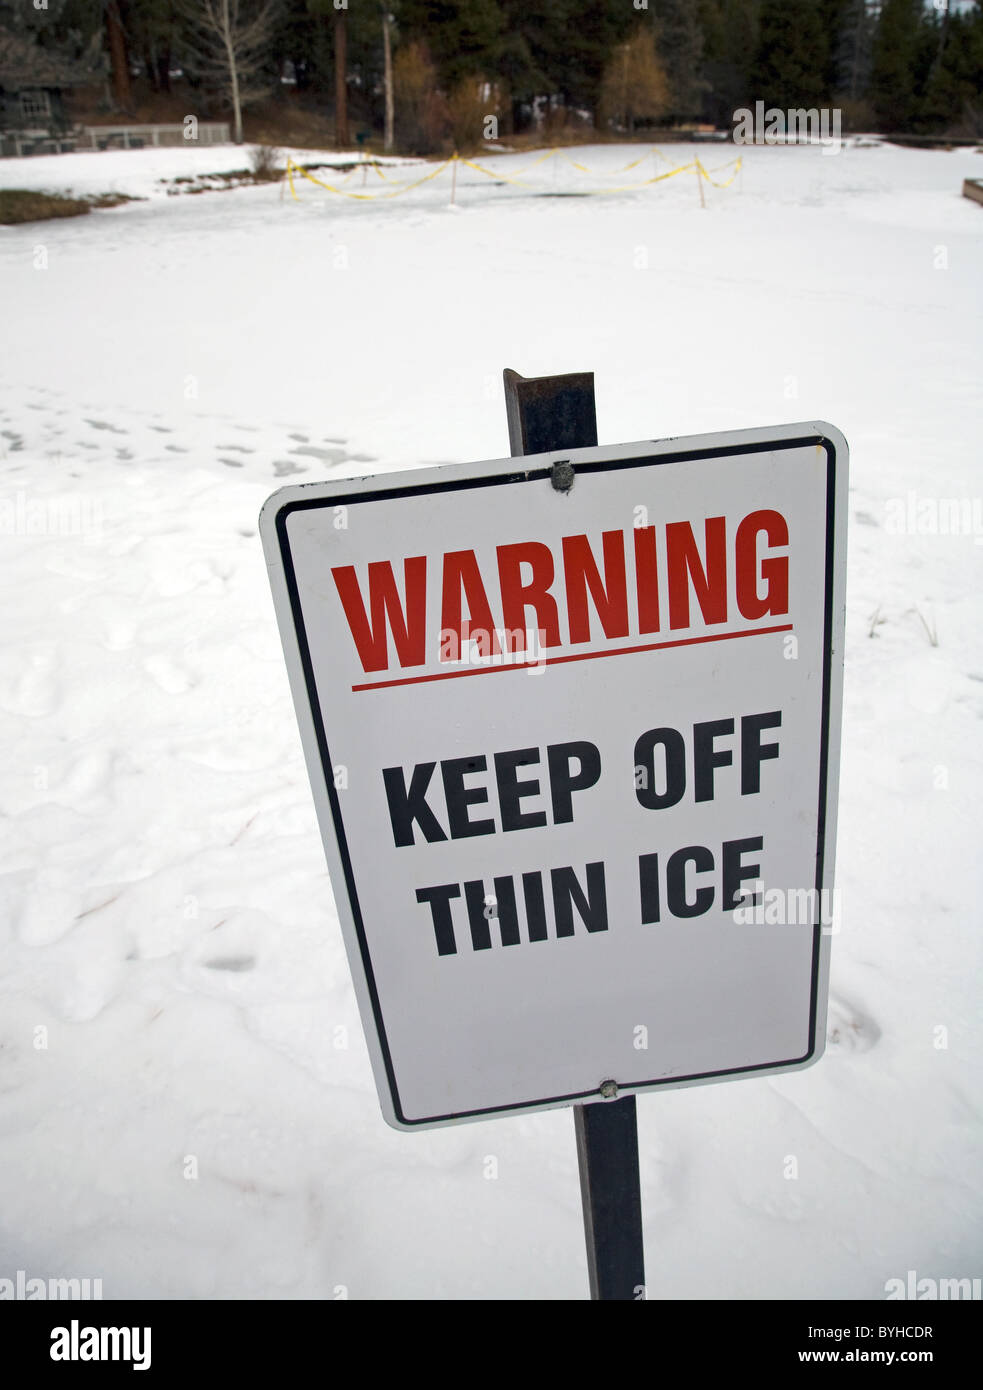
<box><xmin>351</xmin><ymin>623</ymin><xmax>794</xmax><ymax>692</ymax></box>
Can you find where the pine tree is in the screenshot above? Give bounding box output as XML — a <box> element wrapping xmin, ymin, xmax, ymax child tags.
<box><xmin>396</xmin><ymin>0</ymin><xmax>505</xmax><ymax>90</ymax></box>
<box><xmin>652</xmin><ymin>0</ymin><xmax>707</xmax><ymax>122</ymax></box>
<box><xmin>496</xmin><ymin>1</ymin><xmax>558</xmax><ymax>131</ymax></box>
<box><xmin>560</xmin><ymin>0</ymin><xmax>636</xmax><ymax>123</ymax></box>
<box><xmin>837</xmin><ymin>0</ymin><xmax>876</xmax><ymax>102</ymax></box>
<box><xmin>920</xmin><ymin>0</ymin><xmax>983</xmax><ymax>134</ymax></box>
<box><xmin>817</xmin><ymin>0</ymin><xmax>849</xmax><ymax>98</ymax></box>
<box><xmin>496</xmin><ymin>0</ymin><xmax>634</xmax><ymax>132</ymax></box>
<box><xmin>129</xmin><ymin>0</ymin><xmax>180</xmax><ymax>93</ymax></box>
<box><xmin>698</xmin><ymin>0</ymin><xmax>759</xmax><ymax>128</ymax></box>
<box><xmin>869</xmin><ymin>0</ymin><xmax>924</xmax><ymax>130</ymax></box>
<box><xmin>750</xmin><ymin>0</ymin><xmax>829</xmax><ymax>110</ymax></box>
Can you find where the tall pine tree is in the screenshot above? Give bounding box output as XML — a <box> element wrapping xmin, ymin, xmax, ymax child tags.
<box><xmin>919</xmin><ymin>0</ymin><xmax>983</xmax><ymax>134</ymax></box>
<box><xmin>750</xmin><ymin>0</ymin><xmax>829</xmax><ymax>110</ymax></box>
<box><xmin>698</xmin><ymin>0</ymin><xmax>759</xmax><ymax>128</ymax></box>
<box><xmin>837</xmin><ymin>0</ymin><xmax>877</xmax><ymax>103</ymax></box>
<box><xmin>396</xmin><ymin>0</ymin><xmax>504</xmax><ymax>90</ymax></box>
<box><xmin>869</xmin><ymin>0</ymin><xmax>924</xmax><ymax>130</ymax></box>
<box><xmin>652</xmin><ymin>0</ymin><xmax>707</xmax><ymax>122</ymax></box>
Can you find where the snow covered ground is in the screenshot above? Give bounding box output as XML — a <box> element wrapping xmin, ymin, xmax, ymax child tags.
<box><xmin>0</xmin><ymin>140</ymin><xmax>981</xmax><ymax>1300</ymax></box>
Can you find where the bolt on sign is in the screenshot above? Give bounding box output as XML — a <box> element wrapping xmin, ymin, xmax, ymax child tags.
<box><xmin>260</xmin><ymin>424</ymin><xmax>848</xmax><ymax>1130</ymax></box>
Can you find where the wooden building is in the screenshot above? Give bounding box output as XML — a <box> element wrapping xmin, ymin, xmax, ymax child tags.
<box><xmin>0</xmin><ymin>27</ymin><xmax>103</xmax><ymax>157</ymax></box>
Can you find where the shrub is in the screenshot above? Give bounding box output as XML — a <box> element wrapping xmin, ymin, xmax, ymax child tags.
<box><xmin>249</xmin><ymin>144</ymin><xmax>282</xmax><ymax>181</ymax></box>
<box><xmin>447</xmin><ymin>76</ymin><xmax>505</xmax><ymax>154</ymax></box>
<box><xmin>394</xmin><ymin>42</ymin><xmax>448</xmax><ymax>155</ymax></box>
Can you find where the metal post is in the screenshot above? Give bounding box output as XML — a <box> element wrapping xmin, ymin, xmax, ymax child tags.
<box><xmin>502</xmin><ymin>367</ymin><xmax>645</xmax><ymax>1303</ymax></box>
<box><xmin>575</xmin><ymin>1095</ymin><xmax>645</xmax><ymax>1300</ymax></box>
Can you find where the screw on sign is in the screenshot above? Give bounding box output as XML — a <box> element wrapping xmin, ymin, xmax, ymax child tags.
<box><xmin>260</xmin><ymin>368</ymin><xmax>848</xmax><ymax>1300</ymax></box>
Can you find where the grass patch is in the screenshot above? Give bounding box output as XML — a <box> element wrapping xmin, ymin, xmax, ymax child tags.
<box><xmin>0</xmin><ymin>189</ymin><xmax>137</xmax><ymax>224</ymax></box>
<box><xmin>0</xmin><ymin>189</ymin><xmax>91</xmax><ymax>224</ymax></box>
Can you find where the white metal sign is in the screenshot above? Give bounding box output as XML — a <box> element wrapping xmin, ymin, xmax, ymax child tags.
<box><xmin>260</xmin><ymin>423</ymin><xmax>848</xmax><ymax>1129</ymax></box>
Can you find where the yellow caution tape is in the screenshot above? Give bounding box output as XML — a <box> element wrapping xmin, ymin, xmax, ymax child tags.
<box><xmin>285</xmin><ymin>155</ymin><xmax>454</xmax><ymax>201</ymax></box>
<box><xmin>695</xmin><ymin>156</ymin><xmax>742</xmax><ymax>188</ymax></box>
<box><xmin>461</xmin><ymin>152</ymin><xmax>698</xmax><ymax>195</ymax></box>
<box><xmin>283</xmin><ymin>148</ymin><xmax>742</xmax><ymax>202</ymax></box>
<box><xmin>559</xmin><ymin>148</ymin><xmax>655</xmax><ymax>175</ymax></box>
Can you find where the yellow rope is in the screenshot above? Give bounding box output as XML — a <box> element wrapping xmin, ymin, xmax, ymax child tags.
<box><xmin>283</xmin><ymin>149</ymin><xmax>743</xmax><ymax>202</ymax></box>
<box><xmin>285</xmin><ymin>155</ymin><xmax>454</xmax><ymax>201</ymax></box>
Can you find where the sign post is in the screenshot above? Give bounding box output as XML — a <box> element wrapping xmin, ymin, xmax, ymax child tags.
<box><xmin>503</xmin><ymin>367</ymin><xmax>644</xmax><ymax>1301</ymax></box>
<box><xmin>259</xmin><ymin>380</ymin><xmax>848</xmax><ymax>1301</ymax></box>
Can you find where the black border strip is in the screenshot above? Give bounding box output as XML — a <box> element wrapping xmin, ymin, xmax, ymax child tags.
<box><xmin>274</xmin><ymin>434</ymin><xmax>837</xmax><ymax>1126</ymax></box>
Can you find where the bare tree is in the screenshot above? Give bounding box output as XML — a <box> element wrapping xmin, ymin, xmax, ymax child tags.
<box><xmin>181</xmin><ymin>0</ymin><xmax>279</xmax><ymax>145</ymax></box>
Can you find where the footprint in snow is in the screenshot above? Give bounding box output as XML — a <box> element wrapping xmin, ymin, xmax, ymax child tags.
<box><xmin>84</xmin><ymin>419</ymin><xmax>128</xmax><ymax>435</ymax></box>
<box><xmin>204</xmin><ymin>955</ymin><xmax>256</xmax><ymax>973</ymax></box>
<box><xmin>183</xmin><ymin>910</ymin><xmax>274</xmax><ymax>991</ymax></box>
<box><xmin>273</xmin><ymin>459</ymin><xmax>308</xmax><ymax>477</ymax></box>
<box><xmin>144</xmin><ymin>653</ymin><xmax>197</xmax><ymax>695</ymax></box>
<box><xmin>826</xmin><ymin>994</ymin><xmax>880</xmax><ymax>1054</ymax></box>
<box><xmin>289</xmin><ymin>445</ymin><xmax>348</xmax><ymax>463</ymax></box>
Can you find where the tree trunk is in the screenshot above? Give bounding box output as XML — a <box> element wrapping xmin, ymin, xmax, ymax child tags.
<box><xmin>221</xmin><ymin>0</ymin><xmax>244</xmax><ymax>144</ymax></box>
<box><xmin>158</xmin><ymin>47</ymin><xmax>171</xmax><ymax>95</ymax></box>
<box><xmin>335</xmin><ymin>9</ymin><xmax>349</xmax><ymax>149</ymax></box>
<box><xmin>104</xmin><ymin>1</ymin><xmax>133</xmax><ymax>112</ymax></box>
<box><xmin>382</xmin><ymin>9</ymin><xmax>394</xmax><ymax>153</ymax></box>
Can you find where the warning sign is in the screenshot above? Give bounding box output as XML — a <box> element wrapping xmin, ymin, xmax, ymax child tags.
<box><xmin>260</xmin><ymin>423</ymin><xmax>848</xmax><ymax>1129</ymax></box>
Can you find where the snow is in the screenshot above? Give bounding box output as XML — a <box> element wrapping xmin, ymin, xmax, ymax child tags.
<box><xmin>0</xmin><ymin>142</ymin><xmax>416</xmax><ymax>201</ymax></box>
<box><xmin>1</xmin><ymin>139</ymin><xmax>981</xmax><ymax>1300</ymax></box>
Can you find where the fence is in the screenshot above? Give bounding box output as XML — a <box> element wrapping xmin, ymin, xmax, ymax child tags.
<box><xmin>283</xmin><ymin>148</ymin><xmax>743</xmax><ymax>205</ymax></box>
<box><xmin>77</xmin><ymin>123</ymin><xmax>231</xmax><ymax>151</ymax></box>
